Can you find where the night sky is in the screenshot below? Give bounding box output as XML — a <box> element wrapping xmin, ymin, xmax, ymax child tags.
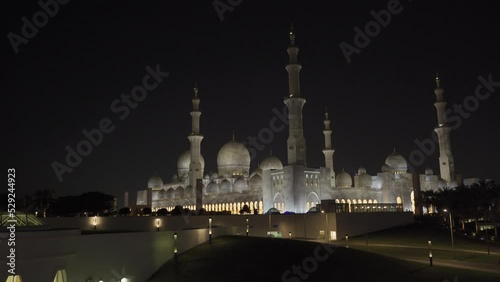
<box><xmin>3</xmin><ymin>1</ymin><xmax>499</xmax><ymax>205</ymax></box>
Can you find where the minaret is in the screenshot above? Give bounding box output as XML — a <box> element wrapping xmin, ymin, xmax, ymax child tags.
<box><xmin>284</xmin><ymin>24</ymin><xmax>307</xmax><ymax>166</ymax></box>
<box><xmin>322</xmin><ymin>107</ymin><xmax>335</xmax><ymax>187</ymax></box>
<box><xmin>188</xmin><ymin>82</ymin><xmax>204</xmax><ymax>189</ymax></box>
<box><xmin>433</xmin><ymin>73</ymin><xmax>455</xmax><ymax>183</ymax></box>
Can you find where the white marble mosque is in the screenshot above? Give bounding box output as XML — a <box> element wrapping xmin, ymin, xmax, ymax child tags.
<box><xmin>135</xmin><ymin>27</ymin><xmax>458</xmax><ymax>214</ymax></box>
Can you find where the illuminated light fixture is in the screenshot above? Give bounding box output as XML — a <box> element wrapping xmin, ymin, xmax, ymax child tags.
<box><xmin>156</xmin><ymin>218</ymin><xmax>160</xmax><ymax>231</ymax></box>
<box><xmin>174</xmin><ymin>233</ymin><xmax>178</xmax><ymax>254</ymax></box>
<box><xmin>174</xmin><ymin>232</ymin><xmax>178</xmax><ymax>264</ymax></box>
<box><xmin>246</xmin><ymin>217</ymin><xmax>249</xmax><ymax>237</ymax></box>
<box><xmin>209</xmin><ymin>217</ymin><xmax>213</xmax><ymax>244</ymax></box>
<box><xmin>289</xmin><ymin>231</ymin><xmax>292</xmax><ymax>239</ymax></box>
<box><xmin>93</xmin><ymin>215</ymin><xmax>97</xmax><ymax>230</ymax></box>
<box><xmin>428</xmin><ymin>240</ymin><xmax>433</xmax><ymax>266</ymax></box>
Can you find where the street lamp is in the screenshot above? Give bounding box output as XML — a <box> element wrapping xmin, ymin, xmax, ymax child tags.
<box><xmin>246</xmin><ymin>217</ymin><xmax>249</xmax><ymax>237</ymax></box>
<box><xmin>443</xmin><ymin>209</ymin><xmax>455</xmax><ymax>260</ymax></box>
<box><xmin>428</xmin><ymin>240</ymin><xmax>433</xmax><ymax>266</ymax></box>
<box><xmin>156</xmin><ymin>217</ymin><xmax>160</xmax><ymax>231</ymax></box>
<box><xmin>93</xmin><ymin>215</ymin><xmax>97</xmax><ymax>231</ymax></box>
<box><xmin>209</xmin><ymin>217</ymin><xmax>212</xmax><ymax>244</ymax></box>
<box><xmin>174</xmin><ymin>232</ymin><xmax>178</xmax><ymax>263</ymax></box>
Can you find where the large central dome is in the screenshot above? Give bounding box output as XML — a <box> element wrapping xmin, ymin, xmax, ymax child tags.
<box><xmin>217</xmin><ymin>140</ymin><xmax>250</xmax><ymax>178</ymax></box>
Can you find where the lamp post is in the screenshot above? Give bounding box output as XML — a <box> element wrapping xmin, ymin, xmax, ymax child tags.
<box><xmin>428</xmin><ymin>240</ymin><xmax>433</xmax><ymax>266</ymax></box>
<box><xmin>289</xmin><ymin>231</ymin><xmax>292</xmax><ymax>239</ymax></box>
<box><xmin>93</xmin><ymin>215</ymin><xmax>97</xmax><ymax>231</ymax></box>
<box><xmin>443</xmin><ymin>209</ymin><xmax>455</xmax><ymax>260</ymax></box>
<box><xmin>156</xmin><ymin>217</ymin><xmax>160</xmax><ymax>231</ymax></box>
<box><xmin>246</xmin><ymin>217</ymin><xmax>249</xmax><ymax>237</ymax></box>
<box><xmin>209</xmin><ymin>217</ymin><xmax>212</xmax><ymax>244</ymax></box>
<box><xmin>485</xmin><ymin>210</ymin><xmax>490</xmax><ymax>255</ymax></box>
<box><xmin>325</xmin><ymin>212</ymin><xmax>329</xmax><ymax>243</ymax></box>
<box><xmin>345</xmin><ymin>234</ymin><xmax>349</xmax><ymax>248</ymax></box>
<box><xmin>174</xmin><ymin>232</ymin><xmax>178</xmax><ymax>263</ymax></box>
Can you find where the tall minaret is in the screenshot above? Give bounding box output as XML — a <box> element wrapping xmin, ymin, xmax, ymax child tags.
<box><xmin>284</xmin><ymin>24</ymin><xmax>307</xmax><ymax>166</ymax></box>
<box><xmin>188</xmin><ymin>82</ymin><xmax>204</xmax><ymax>189</ymax></box>
<box><xmin>322</xmin><ymin>107</ymin><xmax>335</xmax><ymax>187</ymax></box>
<box><xmin>433</xmin><ymin>73</ymin><xmax>455</xmax><ymax>183</ymax></box>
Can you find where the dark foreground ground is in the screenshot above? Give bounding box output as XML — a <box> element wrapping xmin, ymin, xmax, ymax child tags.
<box><xmin>147</xmin><ymin>235</ymin><xmax>500</xmax><ymax>282</ymax></box>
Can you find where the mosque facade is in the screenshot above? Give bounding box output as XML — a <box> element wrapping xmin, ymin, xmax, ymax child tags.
<box><xmin>135</xmin><ymin>28</ymin><xmax>457</xmax><ymax>214</ymax></box>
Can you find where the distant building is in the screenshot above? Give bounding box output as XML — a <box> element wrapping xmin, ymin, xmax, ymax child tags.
<box><xmin>135</xmin><ymin>27</ymin><xmax>458</xmax><ymax>214</ymax></box>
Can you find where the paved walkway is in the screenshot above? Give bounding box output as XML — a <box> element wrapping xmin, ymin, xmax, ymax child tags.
<box><xmin>342</xmin><ymin>242</ymin><xmax>500</xmax><ymax>274</ymax></box>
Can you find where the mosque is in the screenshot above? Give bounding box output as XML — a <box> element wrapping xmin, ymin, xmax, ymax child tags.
<box><xmin>134</xmin><ymin>27</ymin><xmax>458</xmax><ymax>214</ymax></box>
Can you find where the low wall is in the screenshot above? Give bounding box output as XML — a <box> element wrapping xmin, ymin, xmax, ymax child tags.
<box><xmin>42</xmin><ymin>212</ymin><xmax>413</xmax><ymax>240</ymax></box>
<box><xmin>0</xmin><ymin>226</ymin><xmax>233</xmax><ymax>282</ymax></box>
<box><xmin>335</xmin><ymin>212</ymin><xmax>414</xmax><ymax>238</ymax></box>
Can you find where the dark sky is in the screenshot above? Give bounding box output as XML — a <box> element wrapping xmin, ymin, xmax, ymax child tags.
<box><xmin>3</xmin><ymin>1</ymin><xmax>499</xmax><ymax>204</ymax></box>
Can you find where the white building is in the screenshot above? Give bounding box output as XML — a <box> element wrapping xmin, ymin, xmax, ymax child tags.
<box><xmin>135</xmin><ymin>27</ymin><xmax>457</xmax><ymax>214</ymax></box>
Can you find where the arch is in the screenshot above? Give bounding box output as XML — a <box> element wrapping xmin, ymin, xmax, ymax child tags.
<box><xmin>352</xmin><ymin>199</ymin><xmax>357</xmax><ymax>204</ymax></box>
<box><xmin>335</xmin><ymin>199</ymin><xmax>340</xmax><ymax>203</ymax></box>
<box><xmin>273</xmin><ymin>193</ymin><xmax>285</xmax><ymax>209</ymax></box>
<box><xmin>306</xmin><ymin>192</ymin><xmax>320</xmax><ymax>205</ymax></box>
<box><xmin>363</xmin><ymin>199</ymin><xmax>368</xmax><ymax>204</ymax></box>
<box><xmin>368</xmin><ymin>199</ymin><xmax>373</xmax><ymax>204</ymax></box>
<box><xmin>396</xmin><ymin>196</ymin><xmax>402</xmax><ymax>204</ymax></box>
<box><xmin>373</xmin><ymin>199</ymin><xmax>378</xmax><ymax>204</ymax></box>
<box><xmin>259</xmin><ymin>201</ymin><xmax>263</xmax><ymax>214</ymax></box>
<box><xmin>341</xmin><ymin>199</ymin><xmax>346</xmax><ymax>204</ymax></box>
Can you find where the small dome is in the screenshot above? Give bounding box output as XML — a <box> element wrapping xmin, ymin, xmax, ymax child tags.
<box><xmin>220</xmin><ymin>179</ymin><xmax>232</xmax><ymax>193</ymax></box>
<box><xmin>210</xmin><ymin>172</ymin><xmax>219</xmax><ymax>180</ymax></box>
<box><xmin>336</xmin><ymin>170</ymin><xmax>352</xmax><ymax>188</ymax></box>
<box><xmin>385</xmin><ymin>151</ymin><xmax>407</xmax><ymax>174</ymax></box>
<box><xmin>357</xmin><ymin>166</ymin><xmax>367</xmax><ymax>175</ymax></box>
<box><xmin>425</xmin><ymin>167</ymin><xmax>433</xmax><ymax>175</ymax></box>
<box><xmin>177</xmin><ymin>150</ymin><xmax>205</xmax><ymax>177</ymax></box>
<box><xmin>206</xmin><ymin>181</ymin><xmax>219</xmax><ymax>194</ymax></box>
<box><xmin>172</xmin><ymin>174</ymin><xmax>179</xmax><ymax>182</ymax></box>
<box><xmin>233</xmin><ymin>177</ymin><xmax>248</xmax><ymax>192</ymax></box>
<box><xmin>148</xmin><ymin>172</ymin><xmax>163</xmax><ymax>188</ymax></box>
<box><xmin>381</xmin><ymin>164</ymin><xmax>390</xmax><ymax>172</ymax></box>
<box><xmin>249</xmin><ymin>174</ymin><xmax>263</xmax><ymax>188</ymax></box>
<box><xmin>358</xmin><ymin>173</ymin><xmax>372</xmax><ymax>188</ymax></box>
<box><xmin>217</xmin><ymin>140</ymin><xmax>251</xmax><ymax>178</ymax></box>
<box><xmin>204</xmin><ymin>174</ymin><xmax>210</xmax><ymax>179</ymax></box>
<box><xmin>260</xmin><ymin>156</ymin><xmax>283</xmax><ymax>171</ymax></box>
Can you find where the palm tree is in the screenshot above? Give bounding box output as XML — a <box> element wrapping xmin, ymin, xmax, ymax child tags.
<box><xmin>420</xmin><ymin>190</ymin><xmax>436</xmax><ymax>214</ymax></box>
<box><xmin>33</xmin><ymin>189</ymin><xmax>55</xmax><ymax>217</ymax></box>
